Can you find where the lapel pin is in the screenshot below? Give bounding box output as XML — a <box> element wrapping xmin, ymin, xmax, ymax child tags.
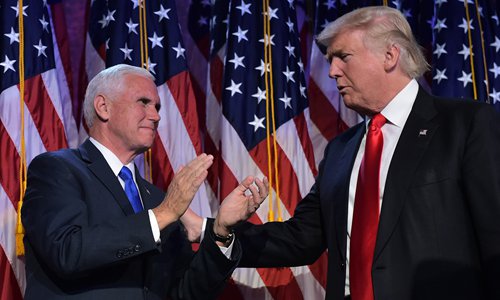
<box><xmin>419</xmin><ymin>129</ymin><xmax>428</xmax><ymax>136</ymax></box>
<box><xmin>145</xmin><ymin>188</ymin><xmax>150</xmax><ymax>195</ymax></box>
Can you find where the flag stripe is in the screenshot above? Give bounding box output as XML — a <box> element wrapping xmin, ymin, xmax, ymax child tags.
<box><xmin>0</xmin><ymin>122</ymin><xmax>20</xmax><ymax>207</ymax></box>
<box><xmin>166</xmin><ymin>71</ymin><xmax>203</xmax><ymax>153</ymax></box>
<box><xmin>308</xmin><ymin>79</ymin><xmax>348</xmax><ymax>141</ymax></box>
<box><xmin>0</xmin><ymin>247</ymin><xmax>22</xmax><ymax>300</ymax></box>
<box><xmin>24</xmin><ymin>75</ymin><xmax>69</xmax><ymax>151</ymax></box>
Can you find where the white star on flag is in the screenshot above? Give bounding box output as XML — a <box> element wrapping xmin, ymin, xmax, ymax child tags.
<box><xmin>4</xmin><ymin>27</ymin><xmax>19</xmax><ymax>45</ymax></box>
<box><xmin>171</xmin><ymin>42</ymin><xmax>186</xmax><ymax>58</ymax></box>
<box><xmin>0</xmin><ymin>55</ymin><xmax>16</xmax><ymax>73</ymax></box>
<box><xmin>34</xmin><ymin>39</ymin><xmax>48</xmax><ymax>57</ymax></box>
<box><xmin>229</xmin><ymin>53</ymin><xmax>245</xmax><ymax>70</ymax></box>
<box><xmin>232</xmin><ymin>26</ymin><xmax>249</xmax><ymax>43</ymax></box>
<box><xmin>226</xmin><ymin>79</ymin><xmax>242</xmax><ymax>96</ymax></box>
<box><xmin>149</xmin><ymin>32</ymin><xmax>164</xmax><ymax>48</ymax></box>
<box><xmin>457</xmin><ymin>71</ymin><xmax>473</xmax><ymax>87</ymax></box>
<box><xmin>248</xmin><ymin>115</ymin><xmax>265</xmax><ymax>132</ymax></box>
<box><xmin>154</xmin><ymin>5</ymin><xmax>171</xmax><ymax>21</ymax></box>
<box><xmin>119</xmin><ymin>43</ymin><xmax>133</xmax><ymax>60</ymax></box>
<box><xmin>236</xmin><ymin>1</ymin><xmax>252</xmax><ymax>16</ymax></box>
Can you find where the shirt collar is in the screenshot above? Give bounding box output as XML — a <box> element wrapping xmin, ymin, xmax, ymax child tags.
<box><xmin>89</xmin><ymin>137</ymin><xmax>136</xmax><ymax>180</ymax></box>
<box><xmin>378</xmin><ymin>79</ymin><xmax>419</xmax><ymax>128</ymax></box>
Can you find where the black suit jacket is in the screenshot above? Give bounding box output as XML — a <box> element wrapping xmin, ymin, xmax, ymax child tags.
<box><xmin>236</xmin><ymin>87</ymin><xmax>500</xmax><ymax>300</ymax></box>
<box><xmin>22</xmin><ymin>140</ymin><xmax>240</xmax><ymax>299</ymax></box>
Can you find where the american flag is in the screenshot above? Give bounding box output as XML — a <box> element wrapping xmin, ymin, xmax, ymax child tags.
<box><xmin>82</xmin><ymin>0</ymin><xmax>217</xmax><ymax>217</ymax></box>
<box><xmin>432</xmin><ymin>0</ymin><xmax>500</xmax><ymax>110</ymax></box>
<box><xmin>0</xmin><ymin>0</ymin><xmax>78</xmax><ymax>299</ymax></box>
<box><xmin>3</xmin><ymin>1</ymin><xmax>500</xmax><ymax>299</ymax></box>
<box><xmin>204</xmin><ymin>0</ymin><xmax>329</xmax><ymax>298</ymax></box>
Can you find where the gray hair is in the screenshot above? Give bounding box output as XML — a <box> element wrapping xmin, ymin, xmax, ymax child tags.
<box><xmin>83</xmin><ymin>64</ymin><xmax>155</xmax><ymax>127</ymax></box>
<box><xmin>316</xmin><ymin>6</ymin><xmax>429</xmax><ymax>78</ymax></box>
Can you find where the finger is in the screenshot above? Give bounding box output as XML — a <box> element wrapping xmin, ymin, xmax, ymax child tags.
<box><xmin>184</xmin><ymin>153</ymin><xmax>209</xmax><ymax>173</ymax></box>
<box><xmin>237</xmin><ymin>176</ymin><xmax>255</xmax><ymax>193</ymax></box>
<box><xmin>248</xmin><ymin>185</ymin><xmax>260</xmax><ymax>205</ymax></box>
<box><xmin>191</xmin><ymin>170</ymin><xmax>208</xmax><ymax>188</ymax></box>
<box><xmin>254</xmin><ymin>178</ymin><xmax>268</xmax><ymax>199</ymax></box>
<box><xmin>179</xmin><ymin>154</ymin><xmax>213</xmax><ymax>179</ymax></box>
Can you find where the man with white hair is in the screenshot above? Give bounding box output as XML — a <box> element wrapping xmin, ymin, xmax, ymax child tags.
<box><xmin>22</xmin><ymin>64</ymin><xmax>268</xmax><ymax>299</ymax></box>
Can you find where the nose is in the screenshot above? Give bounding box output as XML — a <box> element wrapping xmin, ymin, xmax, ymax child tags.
<box><xmin>328</xmin><ymin>57</ymin><xmax>342</xmax><ymax>79</ymax></box>
<box><xmin>149</xmin><ymin>105</ymin><xmax>161</xmax><ymax>124</ymax></box>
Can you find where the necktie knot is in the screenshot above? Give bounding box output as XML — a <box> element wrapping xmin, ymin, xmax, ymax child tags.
<box><xmin>119</xmin><ymin>166</ymin><xmax>133</xmax><ymax>181</ymax></box>
<box><xmin>369</xmin><ymin>113</ymin><xmax>386</xmax><ymax>131</ymax></box>
<box><xmin>119</xmin><ymin>166</ymin><xmax>143</xmax><ymax>213</ymax></box>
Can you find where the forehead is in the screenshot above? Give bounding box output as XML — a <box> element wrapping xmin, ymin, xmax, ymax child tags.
<box><xmin>121</xmin><ymin>74</ymin><xmax>159</xmax><ymax>98</ymax></box>
<box><xmin>328</xmin><ymin>29</ymin><xmax>365</xmax><ymax>52</ymax></box>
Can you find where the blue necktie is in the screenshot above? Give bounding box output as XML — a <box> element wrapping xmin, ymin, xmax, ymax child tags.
<box><xmin>118</xmin><ymin>166</ymin><xmax>143</xmax><ymax>213</ymax></box>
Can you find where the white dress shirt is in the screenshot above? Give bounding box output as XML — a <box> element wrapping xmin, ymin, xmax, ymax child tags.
<box><xmin>89</xmin><ymin>138</ymin><xmax>233</xmax><ymax>257</ymax></box>
<box><xmin>345</xmin><ymin>79</ymin><xmax>419</xmax><ymax>295</ymax></box>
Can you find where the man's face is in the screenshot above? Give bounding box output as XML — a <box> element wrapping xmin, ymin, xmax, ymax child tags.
<box><xmin>326</xmin><ymin>29</ymin><xmax>386</xmax><ymax>115</ymax></box>
<box><xmin>106</xmin><ymin>74</ymin><xmax>161</xmax><ymax>155</ymax></box>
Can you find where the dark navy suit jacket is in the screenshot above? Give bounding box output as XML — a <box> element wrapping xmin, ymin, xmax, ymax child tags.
<box><xmin>22</xmin><ymin>139</ymin><xmax>240</xmax><ymax>299</ymax></box>
<box><xmin>237</xmin><ymin>87</ymin><xmax>500</xmax><ymax>300</ymax></box>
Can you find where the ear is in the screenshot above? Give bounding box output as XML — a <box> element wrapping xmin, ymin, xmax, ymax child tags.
<box><xmin>383</xmin><ymin>44</ymin><xmax>400</xmax><ymax>72</ymax></box>
<box><xmin>94</xmin><ymin>95</ymin><xmax>110</xmax><ymax>122</ymax></box>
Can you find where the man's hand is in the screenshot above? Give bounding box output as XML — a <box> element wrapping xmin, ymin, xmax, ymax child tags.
<box><xmin>180</xmin><ymin>208</ymin><xmax>203</xmax><ymax>243</ymax></box>
<box><xmin>152</xmin><ymin>154</ymin><xmax>213</xmax><ymax>230</ymax></box>
<box><xmin>213</xmin><ymin>176</ymin><xmax>269</xmax><ymax>238</ymax></box>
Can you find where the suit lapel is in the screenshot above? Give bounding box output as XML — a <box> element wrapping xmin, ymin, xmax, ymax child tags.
<box><xmin>328</xmin><ymin>123</ymin><xmax>366</xmax><ymax>260</ymax></box>
<box><xmin>135</xmin><ymin>170</ymin><xmax>160</xmax><ymax>210</ymax></box>
<box><xmin>374</xmin><ymin>88</ymin><xmax>440</xmax><ymax>261</ymax></box>
<box><xmin>79</xmin><ymin>139</ymin><xmax>136</xmax><ymax>215</ymax></box>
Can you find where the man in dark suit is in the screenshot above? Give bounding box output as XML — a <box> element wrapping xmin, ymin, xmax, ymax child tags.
<box><xmin>181</xmin><ymin>6</ymin><xmax>500</xmax><ymax>300</ymax></box>
<box><xmin>22</xmin><ymin>64</ymin><xmax>267</xmax><ymax>299</ymax></box>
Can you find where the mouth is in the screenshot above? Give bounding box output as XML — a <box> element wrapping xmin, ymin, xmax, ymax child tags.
<box><xmin>337</xmin><ymin>85</ymin><xmax>347</xmax><ymax>95</ymax></box>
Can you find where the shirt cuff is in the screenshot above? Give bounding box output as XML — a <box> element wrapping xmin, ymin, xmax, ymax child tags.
<box><xmin>202</xmin><ymin>218</ymin><xmax>234</xmax><ymax>258</ymax></box>
<box><xmin>148</xmin><ymin>209</ymin><xmax>161</xmax><ymax>243</ymax></box>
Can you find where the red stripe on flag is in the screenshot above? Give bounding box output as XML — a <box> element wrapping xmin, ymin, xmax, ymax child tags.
<box><xmin>0</xmin><ymin>247</ymin><xmax>22</xmax><ymax>300</ymax></box>
<box><xmin>257</xmin><ymin>267</ymin><xmax>304</xmax><ymax>300</ymax></box>
<box><xmin>204</xmin><ymin>135</ymin><xmax>220</xmax><ymax>200</ymax></box>
<box><xmin>0</xmin><ymin>122</ymin><xmax>20</xmax><ymax>207</ymax></box>
<box><xmin>294</xmin><ymin>113</ymin><xmax>318</xmax><ymax>176</ymax></box>
<box><xmin>217</xmin><ymin>278</ymin><xmax>245</xmax><ymax>300</ymax></box>
<box><xmin>308</xmin><ymin>80</ymin><xmax>349</xmax><ymax>141</ymax></box>
<box><xmin>209</xmin><ymin>57</ymin><xmax>224</xmax><ymax>104</ymax></box>
<box><xmin>190</xmin><ymin>72</ymin><xmax>206</xmax><ymax>134</ymax></box>
<box><xmin>248</xmin><ymin>140</ymin><xmax>302</xmax><ymax>216</ymax></box>
<box><xmin>166</xmin><ymin>71</ymin><xmax>202</xmax><ymax>154</ymax></box>
<box><xmin>50</xmin><ymin>3</ymin><xmax>74</xmax><ymax>103</ymax></box>
<box><xmin>151</xmin><ymin>134</ymin><xmax>174</xmax><ymax>191</ymax></box>
<box><xmin>219</xmin><ymin>157</ymin><xmax>240</xmax><ymax>201</ymax></box>
<box><xmin>195</xmin><ymin>35</ymin><xmax>210</xmax><ymax>61</ymax></box>
<box><xmin>308</xmin><ymin>251</ymin><xmax>328</xmax><ymax>289</ymax></box>
<box><xmin>23</xmin><ymin>75</ymin><xmax>69</xmax><ymax>151</ymax></box>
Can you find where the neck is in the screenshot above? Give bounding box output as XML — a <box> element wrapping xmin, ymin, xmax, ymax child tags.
<box><xmin>89</xmin><ymin>129</ymin><xmax>138</xmax><ymax>165</ymax></box>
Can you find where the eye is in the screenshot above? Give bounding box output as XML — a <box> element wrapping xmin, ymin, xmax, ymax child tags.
<box><xmin>339</xmin><ymin>53</ymin><xmax>350</xmax><ymax>61</ymax></box>
<box><xmin>138</xmin><ymin>98</ymin><xmax>150</xmax><ymax>105</ymax></box>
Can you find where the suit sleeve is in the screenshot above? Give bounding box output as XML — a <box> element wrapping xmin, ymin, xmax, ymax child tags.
<box><xmin>22</xmin><ymin>152</ymin><xmax>160</xmax><ymax>277</ymax></box>
<box><xmin>462</xmin><ymin>105</ymin><xmax>500</xmax><ymax>297</ymax></box>
<box><xmin>235</xmin><ymin>144</ymin><xmax>332</xmax><ymax>268</ymax></box>
<box><xmin>168</xmin><ymin>218</ymin><xmax>241</xmax><ymax>300</ymax></box>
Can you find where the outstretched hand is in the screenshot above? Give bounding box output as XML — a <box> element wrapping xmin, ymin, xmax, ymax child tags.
<box><xmin>213</xmin><ymin>176</ymin><xmax>269</xmax><ymax>237</ymax></box>
<box><xmin>152</xmin><ymin>154</ymin><xmax>213</xmax><ymax>230</ymax></box>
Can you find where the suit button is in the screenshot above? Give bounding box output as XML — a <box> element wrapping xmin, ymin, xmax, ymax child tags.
<box><xmin>134</xmin><ymin>245</ymin><xmax>141</xmax><ymax>252</ymax></box>
<box><xmin>144</xmin><ymin>286</ymin><xmax>149</xmax><ymax>293</ymax></box>
<box><xmin>340</xmin><ymin>263</ymin><xmax>346</xmax><ymax>270</ymax></box>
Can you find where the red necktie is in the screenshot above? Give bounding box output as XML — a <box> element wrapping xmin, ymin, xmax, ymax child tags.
<box><xmin>350</xmin><ymin>113</ymin><xmax>386</xmax><ymax>300</ymax></box>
